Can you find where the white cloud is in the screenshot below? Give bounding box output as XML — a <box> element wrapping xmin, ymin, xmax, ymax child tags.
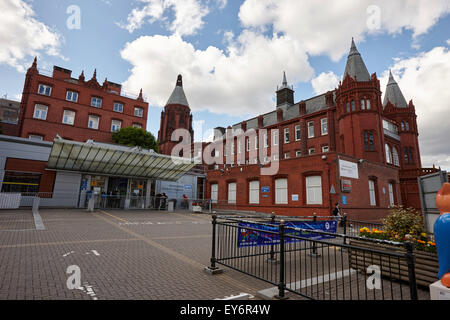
<box><xmin>380</xmin><ymin>44</ymin><xmax>450</xmax><ymax>170</ymax></box>
<box><xmin>239</xmin><ymin>0</ymin><xmax>450</xmax><ymax>61</ymax></box>
<box><xmin>121</xmin><ymin>32</ymin><xmax>314</xmax><ymax>116</ymax></box>
<box><xmin>311</xmin><ymin>72</ymin><xmax>340</xmax><ymax>95</ymax></box>
<box><xmin>120</xmin><ymin>0</ymin><xmax>213</xmax><ymax>36</ymax></box>
<box><xmin>0</xmin><ymin>0</ymin><xmax>62</xmax><ymax>72</ymax></box>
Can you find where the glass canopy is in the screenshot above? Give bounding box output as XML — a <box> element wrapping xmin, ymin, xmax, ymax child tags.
<box><xmin>47</xmin><ymin>138</ymin><xmax>195</xmax><ymax>181</ymax></box>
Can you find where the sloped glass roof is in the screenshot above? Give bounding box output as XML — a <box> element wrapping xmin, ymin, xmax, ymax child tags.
<box><xmin>47</xmin><ymin>138</ymin><xmax>194</xmax><ymax>181</ymax></box>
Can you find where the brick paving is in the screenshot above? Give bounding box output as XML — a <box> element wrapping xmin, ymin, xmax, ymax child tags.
<box><xmin>0</xmin><ymin>209</ymin><xmax>431</xmax><ymax>300</ymax></box>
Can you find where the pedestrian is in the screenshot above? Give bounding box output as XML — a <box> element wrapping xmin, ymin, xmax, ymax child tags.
<box><xmin>332</xmin><ymin>202</ymin><xmax>343</xmax><ymax>226</ymax></box>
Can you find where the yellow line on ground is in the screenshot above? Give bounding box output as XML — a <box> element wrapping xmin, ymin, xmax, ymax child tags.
<box><xmin>98</xmin><ymin>209</ymin><xmax>129</xmax><ymax>223</ymax></box>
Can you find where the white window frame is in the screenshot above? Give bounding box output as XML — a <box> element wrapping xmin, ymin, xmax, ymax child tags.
<box><xmin>228</xmin><ymin>182</ymin><xmax>237</xmax><ymax>204</ymax></box>
<box><xmin>134</xmin><ymin>107</ymin><xmax>144</xmax><ymax>117</ymax></box>
<box><xmin>322</xmin><ymin>146</ymin><xmax>329</xmax><ymax>153</ymax></box>
<box><xmin>246</xmin><ymin>137</ymin><xmax>250</xmax><ymax>152</ymax></box>
<box><xmin>88</xmin><ymin>115</ymin><xmax>99</xmax><ymax>130</ymax></box>
<box><xmin>272</xmin><ymin>130</ymin><xmax>279</xmax><ymax>146</ymax></box>
<box><xmin>306</xmin><ymin>176</ymin><xmax>322</xmax><ymax>205</ymax></box>
<box><xmin>308</xmin><ymin>121</ymin><xmax>315</xmax><ymax>138</ymax></box>
<box><xmin>66</xmin><ymin>91</ymin><xmax>78</xmax><ymax>102</ymax></box>
<box><xmin>392</xmin><ymin>147</ymin><xmax>400</xmax><ymax>166</ymax></box>
<box><xmin>91</xmin><ymin>97</ymin><xmax>102</xmax><ymax>108</ymax></box>
<box><xmin>28</xmin><ymin>135</ymin><xmax>43</xmax><ymax>141</ymax></box>
<box><xmin>264</xmin><ymin>133</ymin><xmax>268</xmax><ymax>148</ymax></box>
<box><xmin>249</xmin><ymin>181</ymin><xmax>260</xmax><ymax>204</ymax></box>
<box><xmin>388</xmin><ymin>183</ymin><xmax>395</xmax><ymax>206</ymax></box>
<box><xmin>231</xmin><ymin>141</ymin><xmax>235</xmax><ymax>155</ymax></box>
<box><xmin>296</xmin><ymin>150</ymin><xmax>302</xmax><ymax>157</ymax></box>
<box><xmin>366</xmin><ymin>99</ymin><xmax>371</xmax><ymax>110</ymax></box>
<box><xmin>113</xmin><ymin>102</ymin><xmax>124</xmax><ymax>113</ymax></box>
<box><xmin>385</xmin><ymin>144</ymin><xmax>392</xmax><ymax>164</ymax></box>
<box><xmin>309</xmin><ymin>148</ymin><xmax>315</xmax><ymax>155</ymax></box>
<box><xmin>211</xmin><ymin>184</ymin><xmax>218</xmax><ymax>204</ymax></box>
<box><xmin>62</xmin><ymin>110</ymin><xmax>76</xmax><ymax>125</ymax></box>
<box><xmin>132</xmin><ymin>123</ymin><xmax>142</xmax><ymax>129</ymax></box>
<box><xmin>284</xmin><ymin>152</ymin><xmax>290</xmax><ymax>159</ymax></box>
<box><xmin>38</xmin><ymin>84</ymin><xmax>52</xmax><ymax>96</ymax></box>
<box><xmin>369</xmin><ymin>180</ymin><xmax>377</xmax><ymax>206</ymax></box>
<box><xmin>295</xmin><ymin>125</ymin><xmax>301</xmax><ymax>141</ymax></box>
<box><xmin>284</xmin><ymin>128</ymin><xmax>290</xmax><ymax>144</ymax></box>
<box><xmin>111</xmin><ymin>120</ymin><xmax>122</xmax><ymax>132</ymax></box>
<box><xmin>33</xmin><ymin>104</ymin><xmax>48</xmax><ymax>120</ymax></box>
<box><xmin>275</xmin><ymin>178</ymin><xmax>288</xmax><ymax>204</ymax></box>
<box><xmin>321</xmin><ymin>118</ymin><xmax>328</xmax><ymax>135</ymax></box>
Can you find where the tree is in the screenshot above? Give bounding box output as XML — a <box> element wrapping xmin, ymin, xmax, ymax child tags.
<box><xmin>112</xmin><ymin>127</ymin><xmax>159</xmax><ymax>152</ymax></box>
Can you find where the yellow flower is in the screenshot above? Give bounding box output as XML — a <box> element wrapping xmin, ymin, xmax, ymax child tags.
<box><xmin>421</xmin><ymin>233</ymin><xmax>427</xmax><ymax>238</ymax></box>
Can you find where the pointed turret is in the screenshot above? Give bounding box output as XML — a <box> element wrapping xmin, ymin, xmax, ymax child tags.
<box><xmin>383</xmin><ymin>70</ymin><xmax>408</xmax><ymax>108</ymax></box>
<box><xmin>276</xmin><ymin>71</ymin><xmax>294</xmax><ymax>107</ymax></box>
<box><xmin>343</xmin><ymin>38</ymin><xmax>371</xmax><ymax>82</ymax></box>
<box><xmin>79</xmin><ymin>70</ymin><xmax>85</xmax><ymax>82</ymax></box>
<box><xmin>166</xmin><ymin>75</ymin><xmax>189</xmax><ymax>107</ymax></box>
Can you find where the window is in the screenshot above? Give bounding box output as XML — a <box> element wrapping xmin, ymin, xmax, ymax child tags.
<box><xmin>91</xmin><ymin>97</ymin><xmax>102</xmax><ymax>108</ymax></box>
<box><xmin>361</xmin><ymin>99</ymin><xmax>366</xmax><ymax>110</ymax></box>
<box><xmin>364</xmin><ymin>131</ymin><xmax>375</xmax><ymax>151</ymax></box>
<box><xmin>88</xmin><ymin>115</ymin><xmax>99</xmax><ymax>130</ymax></box>
<box><xmin>346</xmin><ymin>102</ymin><xmax>350</xmax><ymax>113</ymax></box>
<box><xmin>29</xmin><ymin>135</ymin><xmax>43</xmax><ymax>141</ymax></box>
<box><xmin>215</xmin><ymin>150</ymin><xmax>220</xmax><ymax>158</ymax></box>
<box><xmin>273</xmin><ymin>154</ymin><xmax>279</xmax><ymax>161</ymax></box>
<box><xmin>296</xmin><ymin>150</ymin><xmax>302</xmax><ymax>157</ymax></box>
<box><xmin>111</xmin><ymin>120</ymin><xmax>122</xmax><ymax>132</ymax></box>
<box><xmin>238</xmin><ymin>140</ymin><xmax>242</xmax><ymax>154</ymax></box>
<box><xmin>308</xmin><ymin>121</ymin><xmax>314</xmax><ymax>138</ymax></box>
<box><xmin>388</xmin><ymin>183</ymin><xmax>395</xmax><ymax>206</ymax></box>
<box><xmin>405</xmin><ymin>121</ymin><xmax>410</xmax><ymax>131</ymax></box>
<box><xmin>351</xmin><ymin>100</ymin><xmax>356</xmax><ymax>111</ymax></box>
<box><xmin>38</xmin><ymin>84</ymin><xmax>51</xmax><ymax>96</ymax></box>
<box><xmin>33</xmin><ymin>104</ymin><xmax>48</xmax><ymax>120</ymax></box>
<box><xmin>392</xmin><ymin>147</ymin><xmax>400</xmax><ymax>166</ymax></box>
<box><xmin>264</xmin><ymin>133</ymin><xmax>268</xmax><ymax>148</ymax></box>
<box><xmin>249</xmin><ymin>181</ymin><xmax>259</xmax><ymax>204</ymax></box>
<box><xmin>134</xmin><ymin>107</ymin><xmax>144</xmax><ymax>117</ymax></box>
<box><xmin>366</xmin><ymin>99</ymin><xmax>371</xmax><ymax>110</ymax></box>
<box><xmin>113</xmin><ymin>103</ymin><xmax>124</xmax><ymax>113</ymax></box>
<box><xmin>321</xmin><ymin>118</ymin><xmax>328</xmax><ymax>135</ymax></box>
<box><xmin>284</xmin><ymin>128</ymin><xmax>290</xmax><ymax>143</ymax></box>
<box><xmin>295</xmin><ymin>125</ymin><xmax>301</xmax><ymax>141</ymax></box>
<box><xmin>1</xmin><ymin>171</ymin><xmax>41</xmax><ymax>194</ymax></box>
<box><xmin>408</xmin><ymin>148</ymin><xmax>414</xmax><ymax>164</ymax></box>
<box><xmin>404</xmin><ymin>147</ymin><xmax>409</xmax><ymax>164</ymax></box>
<box><xmin>62</xmin><ymin>110</ymin><xmax>75</xmax><ymax>125</ymax></box>
<box><xmin>385</xmin><ymin>144</ymin><xmax>392</xmax><ymax>164</ymax></box>
<box><xmin>369</xmin><ymin>180</ymin><xmax>377</xmax><ymax>206</ymax></box>
<box><xmin>66</xmin><ymin>91</ymin><xmax>78</xmax><ymax>102</ymax></box>
<box><xmin>322</xmin><ymin>146</ymin><xmax>329</xmax><ymax>153</ymax></box>
<box><xmin>272</xmin><ymin>130</ymin><xmax>279</xmax><ymax>146</ymax></box>
<box><xmin>132</xmin><ymin>123</ymin><xmax>142</xmax><ymax>129</ymax></box>
<box><xmin>255</xmin><ymin>136</ymin><xmax>258</xmax><ymax>150</ymax></box>
<box><xmin>246</xmin><ymin>137</ymin><xmax>250</xmax><ymax>151</ymax></box>
<box><xmin>306</xmin><ymin>176</ymin><xmax>322</xmax><ymax>205</ymax></box>
<box><xmin>228</xmin><ymin>182</ymin><xmax>237</xmax><ymax>204</ymax></box>
<box><xmin>284</xmin><ymin>152</ymin><xmax>290</xmax><ymax>159</ymax></box>
<box><xmin>211</xmin><ymin>184</ymin><xmax>218</xmax><ymax>203</ymax></box>
<box><xmin>275</xmin><ymin>178</ymin><xmax>288</xmax><ymax>204</ymax></box>
<box><xmin>401</xmin><ymin>122</ymin><xmax>405</xmax><ymax>131</ymax></box>
<box><xmin>309</xmin><ymin>148</ymin><xmax>315</xmax><ymax>155</ymax></box>
<box><xmin>231</xmin><ymin>141</ymin><xmax>235</xmax><ymax>155</ymax></box>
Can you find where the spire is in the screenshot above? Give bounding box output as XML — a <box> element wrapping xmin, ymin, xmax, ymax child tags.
<box><xmin>92</xmin><ymin>69</ymin><xmax>97</xmax><ymax>80</ymax></box>
<box><xmin>138</xmin><ymin>88</ymin><xmax>143</xmax><ymax>101</ymax></box>
<box><xmin>282</xmin><ymin>71</ymin><xmax>288</xmax><ymax>87</ymax></box>
<box><xmin>276</xmin><ymin>71</ymin><xmax>294</xmax><ymax>107</ymax></box>
<box><xmin>383</xmin><ymin>70</ymin><xmax>408</xmax><ymax>108</ymax></box>
<box><xmin>79</xmin><ymin>70</ymin><xmax>85</xmax><ymax>82</ymax></box>
<box><xmin>166</xmin><ymin>74</ymin><xmax>189</xmax><ymax>107</ymax></box>
<box><xmin>32</xmin><ymin>57</ymin><xmax>37</xmax><ymax>69</ymax></box>
<box><xmin>343</xmin><ymin>38</ymin><xmax>371</xmax><ymax>82</ymax></box>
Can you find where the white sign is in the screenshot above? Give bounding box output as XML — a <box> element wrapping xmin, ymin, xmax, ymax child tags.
<box><xmin>339</xmin><ymin>159</ymin><xmax>359</xmax><ymax>179</ymax></box>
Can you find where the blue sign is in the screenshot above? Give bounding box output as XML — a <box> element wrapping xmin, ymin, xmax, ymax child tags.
<box><xmin>342</xmin><ymin>195</ymin><xmax>347</xmax><ymax>205</ymax></box>
<box><xmin>261</xmin><ymin>186</ymin><xmax>270</xmax><ymax>193</ymax></box>
<box><xmin>184</xmin><ymin>185</ymin><xmax>192</xmax><ymax>190</ymax></box>
<box><xmin>81</xmin><ymin>180</ymin><xmax>87</xmax><ymax>191</ymax></box>
<box><xmin>237</xmin><ymin>220</ymin><xmax>337</xmax><ymax>248</ymax></box>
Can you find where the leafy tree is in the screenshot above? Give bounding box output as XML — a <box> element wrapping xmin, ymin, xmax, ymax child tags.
<box><xmin>112</xmin><ymin>127</ymin><xmax>159</xmax><ymax>152</ymax></box>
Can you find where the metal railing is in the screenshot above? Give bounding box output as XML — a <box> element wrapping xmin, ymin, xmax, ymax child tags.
<box><xmin>206</xmin><ymin>214</ymin><xmax>419</xmax><ymax>300</ymax></box>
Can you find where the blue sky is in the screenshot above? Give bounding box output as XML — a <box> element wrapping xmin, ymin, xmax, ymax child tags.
<box><xmin>1</xmin><ymin>0</ymin><xmax>450</xmax><ymax>168</ymax></box>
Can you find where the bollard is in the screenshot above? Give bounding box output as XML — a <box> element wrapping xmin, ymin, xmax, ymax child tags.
<box><xmin>404</xmin><ymin>235</ymin><xmax>418</xmax><ymax>300</ymax></box>
<box><xmin>275</xmin><ymin>220</ymin><xmax>288</xmax><ymax>299</ymax></box>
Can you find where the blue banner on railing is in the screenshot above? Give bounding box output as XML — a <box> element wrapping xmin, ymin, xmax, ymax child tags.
<box><xmin>237</xmin><ymin>220</ymin><xmax>337</xmax><ymax>248</ymax></box>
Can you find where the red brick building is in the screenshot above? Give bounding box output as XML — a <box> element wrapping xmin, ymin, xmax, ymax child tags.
<box><xmin>18</xmin><ymin>58</ymin><xmax>148</xmax><ymax>143</ymax></box>
<box><xmin>174</xmin><ymin>39</ymin><xmax>433</xmax><ymax>221</ymax></box>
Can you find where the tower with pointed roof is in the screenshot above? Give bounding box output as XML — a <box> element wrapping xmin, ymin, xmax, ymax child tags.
<box><xmin>158</xmin><ymin>75</ymin><xmax>194</xmax><ymax>156</ymax></box>
<box><xmin>335</xmin><ymin>38</ymin><xmax>387</xmax><ymax>163</ymax></box>
<box><xmin>383</xmin><ymin>71</ymin><xmax>421</xmax><ymax>168</ymax></box>
<box><xmin>276</xmin><ymin>71</ymin><xmax>294</xmax><ymax>109</ymax></box>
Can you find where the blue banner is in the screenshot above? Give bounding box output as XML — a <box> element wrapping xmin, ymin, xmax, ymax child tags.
<box><xmin>237</xmin><ymin>220</ymin><xmax>337</xmax><ymax>248</ymax></box>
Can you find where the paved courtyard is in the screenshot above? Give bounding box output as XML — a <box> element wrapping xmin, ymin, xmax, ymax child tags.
<box><xmin>0</xmin><ymin>208</ymin><xmax>430</xmax><ymax>300</ymax></box>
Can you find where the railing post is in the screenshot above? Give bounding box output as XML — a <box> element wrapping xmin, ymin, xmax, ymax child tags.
<box><xmin>342</xmin><ymin>214</ymin><xmax>347</xmax><ymax>244</ymax></box>
<box><xmin>309</xmin><ymin>213</ymin><xmax>320</xmax><ymax>257</ymax></box>
<box><xmin>268</xmin><ymin>213</ymin><xmax>277</xmax><ymax>263</ymax></box>
<box><xmin>204</xmin><ymin>213</ymin><xmax>223</xmax><ymax>274</ymax></box>
<box><xmin>275</xmin><ymin>220</ymin><xmax>288</xmax><ymax>299</ymax></box>
<box><xmin>404</xmin><ymin>237</ymin><xmax>418</xmax><ymax>300</ymax></box>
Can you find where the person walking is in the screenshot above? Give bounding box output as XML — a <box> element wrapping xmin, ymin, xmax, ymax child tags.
<box><xmin>332</xmin><ymin>202</ymin><xmax>343</xmax><ymax>226</ymax></box>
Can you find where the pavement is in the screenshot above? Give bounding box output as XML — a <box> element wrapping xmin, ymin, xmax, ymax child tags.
<box><xmin>0</xmin><ymin>208</ymin><xmax>430</xmax><ymax>300</ymax></box>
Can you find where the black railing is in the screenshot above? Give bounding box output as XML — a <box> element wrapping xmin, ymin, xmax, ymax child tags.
<box><xmin>207</xmin><ymin>214</ymin><xmax>419</xmax><ymax>300</ymax></box>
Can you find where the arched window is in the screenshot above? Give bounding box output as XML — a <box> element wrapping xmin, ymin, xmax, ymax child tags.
<box><xmin>392</xmin><ymin>147</ymin><xmax>400</xmax><ymax>166</ymax></box>
<box><xmin>351</xmin><ymin>100</ymin><xmax>356</xmax><ymax>111</ymax></box>
<box><xmin>366</xmin><ymin>99</ymin><xmax>371</xmax><ymax>110</ymax></box>
<box><xmin>405</xmin><ymin>121</ymin><xmax>410</xmax><ymax>131</ymax></box>
<box><xmin>401</xmin><ymin>122</ymin><xmax>405</xmax><ymax>131</ymax></box>
<box><xmin>385</xmin><ymin>144</ymin><xmax>392</xmax><ymax>164</ymax></box>
<box><xmin>361</xmin><ymin>99</ymin><xmax>365</xmax><ymax>110</ymax></box>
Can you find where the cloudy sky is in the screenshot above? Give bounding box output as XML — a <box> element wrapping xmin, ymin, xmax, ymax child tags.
<box><xmin>0</xmin><ymin>0</ymin><xmax>449</xmax><ymax>169</ymax></box>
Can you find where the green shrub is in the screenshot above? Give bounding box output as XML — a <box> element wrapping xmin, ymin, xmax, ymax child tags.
<box><xmin>381</xmin><ymin>205</ymin><xmax>424</xmax><ymax>240</ymax></box>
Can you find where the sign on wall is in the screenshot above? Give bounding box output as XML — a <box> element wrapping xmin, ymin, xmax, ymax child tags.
<box><xmin>261</xmin><ymin>186</ymin><xmax>270</xmax><ymax>193</ymax></box>
<box><xmin>341</xmin><ymin>179</ymin><xmax>352</xmax><ymax>193</ymax></box>
<box><xmin>339</xmin><ymin>159</ymin><xmax>359</xmax><ymax>179</ymax></box>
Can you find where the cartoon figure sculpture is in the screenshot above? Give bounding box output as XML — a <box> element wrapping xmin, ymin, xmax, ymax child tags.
<box><xmin>435</xmin><ymin>182</ymin><xmax>450</xmax><ymax>287</ymax></box>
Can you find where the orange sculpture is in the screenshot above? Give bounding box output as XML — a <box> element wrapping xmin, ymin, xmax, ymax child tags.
<box><xmin>435</xmin><ymin>183</ymin><xmax>450</xmax><ymax>287</ymax></box>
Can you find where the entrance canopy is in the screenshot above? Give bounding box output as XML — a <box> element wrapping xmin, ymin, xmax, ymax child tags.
<box><xmin>47</xmin><ymin>138</ymin><xmax>195</xmax><ymax>181</ymax></box>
